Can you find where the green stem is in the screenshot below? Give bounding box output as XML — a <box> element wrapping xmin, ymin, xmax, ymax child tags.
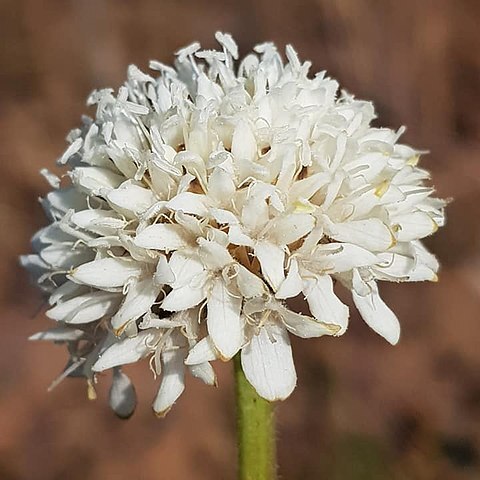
<box><xmin>234</xmin><ymin>354</ymin><xmax>276</xmax><ymax>480</ymax></box>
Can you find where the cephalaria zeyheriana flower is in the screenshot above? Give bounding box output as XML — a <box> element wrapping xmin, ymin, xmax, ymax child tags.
<box><xmin>22</xmin><ymin>32</ymin><xmax>445</xmax><ymax>417</ymax></box>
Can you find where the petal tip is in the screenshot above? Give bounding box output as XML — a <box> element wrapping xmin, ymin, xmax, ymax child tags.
<box><xmin>153</xmin><ymin>406</ymin><xmax>172</xmax><ymax>419</ymax></box>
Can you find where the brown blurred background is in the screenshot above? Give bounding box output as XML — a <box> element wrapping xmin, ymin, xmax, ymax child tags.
<box><xmin>1</xmin><ymin>1</ymin><xmax>480</xmax><ymax>479</ymax></box>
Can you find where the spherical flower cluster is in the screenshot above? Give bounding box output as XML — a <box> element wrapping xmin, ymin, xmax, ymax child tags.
<box><xmin>22</xmin><ymin>33</ymin><xmax>445</xmax><ymax>417</ymax></box>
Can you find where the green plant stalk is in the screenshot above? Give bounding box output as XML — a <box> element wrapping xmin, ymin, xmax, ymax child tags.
<box><xmin>234</xmin><ymin>354</ymin><xmax>276</xmax><ymax>480</ymax></box>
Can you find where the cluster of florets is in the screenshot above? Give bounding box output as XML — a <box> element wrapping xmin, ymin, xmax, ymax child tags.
<box><xmin>22</xmin><ymin>33</ymin><xmax>445</xmax><ymax>417</ymax></box>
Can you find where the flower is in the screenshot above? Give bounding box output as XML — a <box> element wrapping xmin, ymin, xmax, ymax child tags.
<box><xmin>22</xmin><ymin>32</ymin><xmax>445</xmax><ymax>416</ymax></box>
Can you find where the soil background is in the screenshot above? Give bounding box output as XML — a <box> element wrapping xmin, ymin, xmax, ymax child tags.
<box><xmin>1</xmin><ymin>1</ymin><xmax>480</xmax><ymax>479</ymax></box>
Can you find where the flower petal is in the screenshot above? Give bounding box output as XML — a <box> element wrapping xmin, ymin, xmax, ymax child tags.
<box><xmin>254</xmin><ymin>240</ymin><xmax>285</xmax><ymax>292</ymax></box>
<box><xmin>154</xmin><ymin>254</ymin><xmax>175</xmax><ymax>285</ymax></box>
<box><xmin>153</xmin><ymin>348</ymin><xmax>186</xmax><ymax>417</ymax></box>
<box><xmin>92</xmin><ymin>330</ymin><xmax>158</xmax><ymax>371</ymax></box>
<box><xmin>241</xmin><ymin>323</ymin><xmax>296</xmax><ymax>401</ymax></box>
<box><xmin>228</xmin><ymin>225</ymin><xmax>255</xmax><ymax>247</ymax></box>
<box><xmin>71</xmin><ymin>209</ymin><xmax>126</xmax><ymax>236</ymax></box>
<box><xmin>312</xmin><ymin>243</ymin><xmax>378</xmax><ymax>273</ymax></box>
<box><xmin>165</xmin><ymin>192</ymin><xmax>208</xmax><ymax>216</ymax></box>
<box><xmin>235</xmin><ymin>265</ymin><xmax>267</xmax><ymax>298</ymax></box>
<box><xmin>276</xmin><ymin>258</ymin><xmax>303</xmax><ymax>299</ymax></box>
<box><xmin>303</xmin><ymin>275</ymin><xmax>349</xmax><ymax>333</ymax></box>
<box><xmin>161</xmin><ymin>253</ymin><xmax>208</xmax><ymax>311</ymax></box>
<box><xmin>69</xmin><ymin>257</ymin><xmax>143</xmax><ymax>289</ymax></box>
<box><xmin>29</xmin><ymin>326</ymin><xmax>84</xmax><ymax>342</ymax></box>
<box><xmin>207</xmin><ymin>278</ymin><xmax>244</xmax><ymax>360</ymax></box>
<box><xmin>269</xmin><ymin>213</ymin><xmax>315</xmax><ymax>245</ymax></box>
<box><xmin>107</xmin><ymin>181</ymin><xmax>157</xmax><ymax>218</ymax></box>
<box><xmin>162</xmin><ymin>284</ymin><xmax>207</xmax><ymax>311</ymax></box>
<box><xmin>40</xmin><ymin>244</ymin><xmax>94</xmax><ymax>270</ymax></box>
<box><xmin>208</xmin><ymin>167</ymin><xmax>236</xmax><ymax>205</ymax></box>
<box><xmin>184</xmin><ymin>337</ymin><xmax>218</xmax><ymax>365</ymax></box>
<box><xmin>394</xmin><ymin>211</ymin><xmax>438</xmax><ymax>242</ymax></box>
<box><xmin>188</xmin><ymin>362</ymin><xmax>217</xmax><ymax>386</ymax></box>
<box><xmin>71</xmin><ymin>166</ymin><xmax>124</xmax><ymax>196</ymax></box>
<box><xmin>210</xmin><ymin>208</ymin><xmax>239</xmax><ymax>225</ymax></box>
<box><xmin>47</xmin><ymin>291</ymin><xmax>120</xmax><ymax>324</ymax></box>
<box><xmin>352</xmin><ymin>281</ymin><xmax>400</xmax><ymax>345</ymax></box>
<box><xmin>135</xmin><ymin>224</ymin><xmax>190</xmax><ymax>251</ymax></box>
<box><xmin>109</xmin><ymin>369</ymin><xmax>137</xmax><ymax>419</ymax></box>
<box><xmin>275</xmin><ymin>303</ymin><xmax>341</xmax><ymax>338</ymax></box>
<box><xmin>325</xmin><ymin>217</ymin><xmax>394</xmax><ymax>252</ymax></box>
<box><xmin>289</xmin><ymin>172</ymin><xmax>330</xmax><ymax>201</ymax></box>
<box><xmin>197</xmin><ymin>238</ymin><xmax>233</xmax><ymax>270</ymax></box>
<box><xmin>111</xmin><ymin>277</ymin><xmax>162</xmax><ymax>331</ymax></box>
<box><xmin>231</xmin><ymin>119</ymin><xmax>257</xmax><ymax>163</ymax></box>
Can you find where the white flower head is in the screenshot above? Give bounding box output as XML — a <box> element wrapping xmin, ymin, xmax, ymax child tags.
<box><xmin>23</xmin><ymin>33</ymin><xmax>446</xmax><ymax>415</ymax></box>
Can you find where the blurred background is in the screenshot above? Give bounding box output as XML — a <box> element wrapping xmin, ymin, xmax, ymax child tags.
<box><xmin>1</xmin><ymin>0</ymin><xmax>479</xmax><ymax>478</ymax></box>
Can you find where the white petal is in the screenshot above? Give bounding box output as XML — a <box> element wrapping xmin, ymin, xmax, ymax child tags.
<box><xmin>69</xmin><ymin>258</ymin><xmax>143</xmax><ymax>289</ymax></box>
<box><xmin>254</xmin><ymin>241</ymin><xmax>285</xmax><ymax>292</ymax></box>
<box><xmin>109</xmin><ymin>369</ymin><xmax>137</xmax><ymax>419</ymax></box>
<box><xmin>43</xmin><ymin>187</ymin><xmax>86</xmax><ymax>217</ymax></box>
<box><xmin>135</xmin><ymin>224</ymin><xmax>190</xmax><ymax>251</ymax></box>
<box><xmin>46</xmin><ymin>291</ymin><xmax>120</xmax><ymax>324</ymax></box>
<box><xmin>111</xmin><ymin>278</ymin><xmax>161</xmax><ymax>330</ymax></box>
<box><xmin>154</xmin><ymin>254</ymin><xmax>175</xmax><ymax>284</ymax></box>
<box><xmin>303</xmin><ymin>275</ymin><xmax>349</xmax><ymax>333</ymax></box>
<box><xmin>29</xmin><ymin>326</ymin><xmax>84</xmax><ymax>342</ymax></box>
<box><xmin>241</xmin><ymin>323</ymin><xmax>296</xmax><ymax>401</ymax></box>
<box><xmin>71</xmin><ymin>166</ymin><xmax>124</xmax><ymax>195</ymax></box>
<box><xmin>325</xmin><ymin>217</ymin><xmax>394</xmax><ymax>252</ymax></box>
<box><xmin>394</xmin><ymin>211</ymin><xmax>438</xmax><ymax>242</ymax></box>
<box><xmin>373</xmin><ymin>249</ymin><xmax>416</xmax><ymax>281</ymax></box>
<box><xmin>231</xmin><ymin>119</ymin><xmax>257</xmax><ymax>162</ymax></box>
<box><xmin>32</xmin><ymin>223</ymin><xmax>72</xmax><ymax>247</ymax></box>
<box><xmin>49</xmin><ymin>281</ymin><xmax>87</xmax><ymax>305</ymax></box>
<box><xmin>412</xmin><ymin>240</ymin><xmax>439</xmax><ymax>272</ymax></box>
<box><xmin>71</xmin><ymin>209</ymin><xmax>126</xmax><ymax>236</ymax></box>
<box><xmin>153</xmin><ymin>349</ymin><xmax>186</xmax><ymax>417</ymax></box>
<box><xmin>352</xmin><ymin>281</ymin><xmax>400</xmax><ymax>345</ymax></box>
<box><xmin>165</xmin><ymin>192</ymin><xmax>208</xmax><ymax>216</ymax></box>
<box><xmin>388</xmin><ymin>186</ymin><xmax>433</xmax><ymax>215</ymax></box>
<box><xmin>289</xmin><ymin>172</ymin><xmax>330</xmax><ymax>201</ymax></box>
<box><xmin>112</xmin><ymin>116</ymin><xmax>142</xmax><ymax>149</ymax></box>
<box><xmin>184</xmin><ymin>337</ymin><xmax>218</xmax><ymax>365</ymax></box>
<box><xmin>207</xmin><ymin>278</ymin><xmax>244</xmax><ymax>360</ymax></box>
<box><xmin>241</xmin><ymin>186</ymin><xmax>270</xmax><ymax>232</ymax></box>
<box><xmin>313</xmin><ymin>243</ymin><xmax>378</xmax><ymax>273</ymax></box>
<box><xmin>208</xmin><ymin>167</ymin><xmax>236</xmax><ymax>205</ymax></box>
<box><xmin>188</xmin><ymin>362</ymin><xmax>217</xmax><ymax>386</ymax></box>
<box><xmin>276</xmin><ymin>258</ymin><xmax>303</xmax><ymax>299</ymax></box>
<box><xmin>409</xmin><ymin>241</ymin><xmax>439</xmax><ymax>281</ymax></box>
<box><xmin>167</xmin><ymin>252</ymin><xmax>204</xmax><ymax>285</ymax></box>
<box><xmin>173</xmin><ymin>211</ymin><xmax>204</xmax><ymax>237</ymax></box>
<box><xmin>345</xmin><ymin>152</ymin><xmax>389</xmax><ymax>182</ymax></box>
<box><xmin>40</xmin><ymin>168</ymin><xmax>61</xmax><ymax>188</ymax></box>
<box><xmin>105</xmin><ymin>145</ymin><xmax>137</xmax><ymax>179</ymax></box>
<box><xmin>162</xmin><ymin>284</ymin><xmax>207</xmax><ymax>311</ymax></box>
<box><xmin>92</xmin><ymin>330</ymin><xmax>158</xmax><ymax>371</ymax></box>
<box><xmin>197</xmin><ymin>238</ymin><xmax>233</xmax><ymax>270</ymax></box>
<box><xmin>228</xmin><ymin>225</ymin><xmax>255</xmax><ymax>247</ymax></box>
<box><xmin>269</xmin><ymin>213</ymin><xmax>315</xmax><ymax>245</ymax></box>
<box><xmin>275</xmin><ymin>303</ymin><xmax>341</xmax><ymax>338</ymax></box>
<box><xmin>210</xmin><ymin>208</ymin><xmax>239</xmax><ymax>225</ymax></box>
<box><xmin>40</xmin><ymin>244</ymin><xmax>94</xmax><ymax>270</ymax></box>
<box><xmin>235</xmin><ymin>265</ymin><xmax>267</xmax><ymax>298</ymax></box>
<box><xmin>107</xmin><ymin>181</ymin><xmax>157</xmax><ymax>218</ymax></box>
<box><xmin>59</xmin><ymin>137</ymin><xmax>83</xmax><ymax>164</ymax></box>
